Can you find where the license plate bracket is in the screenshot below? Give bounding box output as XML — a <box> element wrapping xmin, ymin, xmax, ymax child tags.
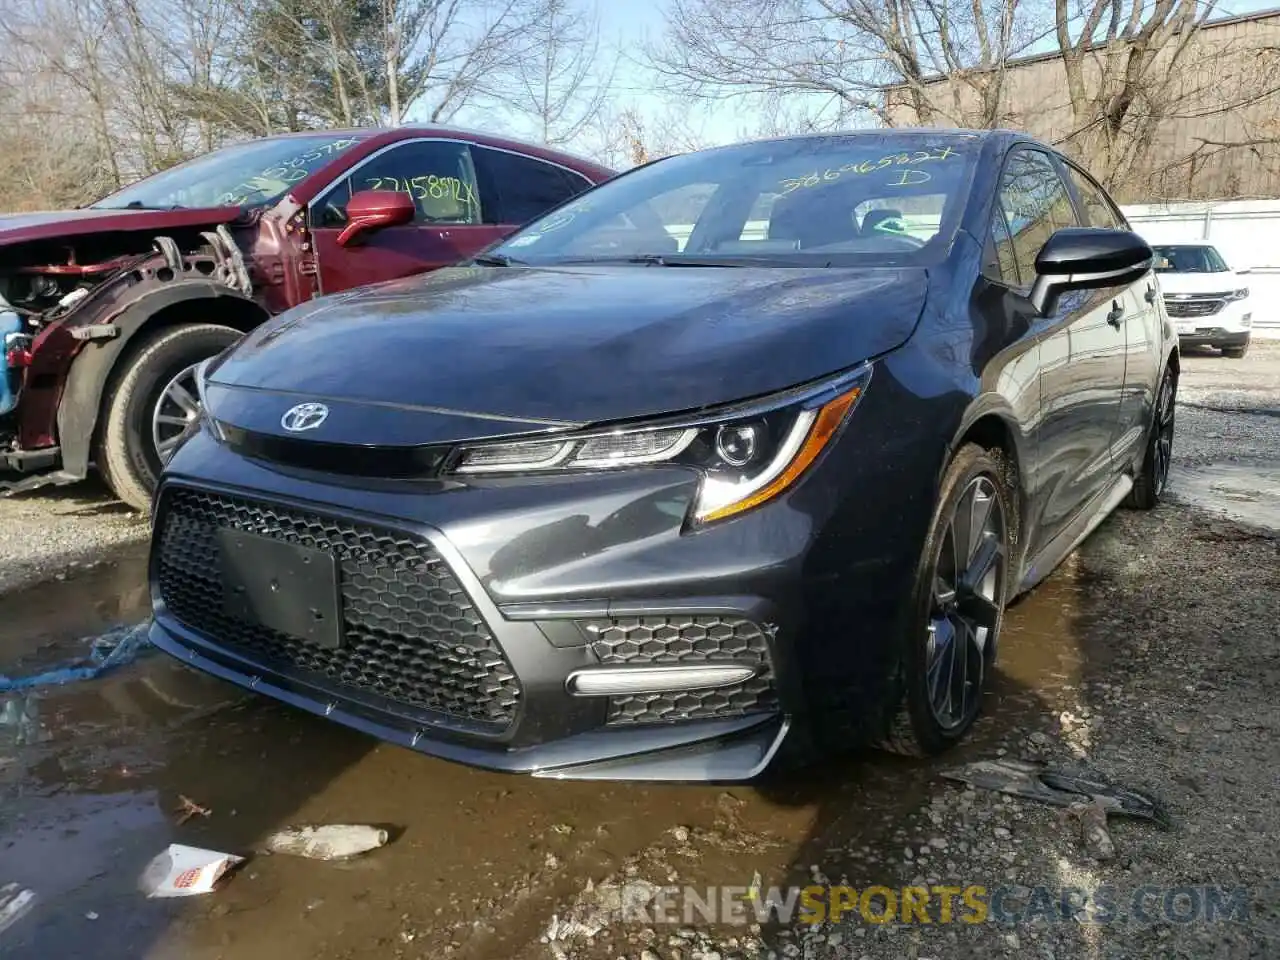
<box><xmin>217</xmin><ymin>528</ymin><xmax>343</xmax><ymax>648</ymax></box>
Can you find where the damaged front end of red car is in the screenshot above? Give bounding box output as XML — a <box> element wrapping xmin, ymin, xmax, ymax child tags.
<box><xmin>0</xmin><ymin>208</ymin><xmax>273</xmax><ymax>499</ymax></box>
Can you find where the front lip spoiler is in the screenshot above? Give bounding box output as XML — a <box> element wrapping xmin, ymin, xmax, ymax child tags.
<box><xmin>148</xmin><ymin>619</ymin><xmax>790</xmax><ymax>783</ymax></box>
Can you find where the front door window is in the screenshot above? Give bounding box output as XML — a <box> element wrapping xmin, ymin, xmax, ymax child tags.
<box><xmin>314</xmin><ymin>141</ymin><xmax>483</xmax><ymax>228</ymax></box>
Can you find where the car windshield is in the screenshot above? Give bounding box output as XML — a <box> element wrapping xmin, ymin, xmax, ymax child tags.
<box><xmin>92</xmin><ymin>135</ymin><xmax>365</xmax><ymax>211</ymax></box>
<box><xmin>486</xmin><ymin>133</ymin><xmax>979</xmax><ymax>267</ymax></box>
<box><xmin>1152</xmin><ymin>245</ymin><xmax>1230</xmax><ymax>273</ymax></box>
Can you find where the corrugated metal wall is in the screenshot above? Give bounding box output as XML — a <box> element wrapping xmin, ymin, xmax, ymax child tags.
<box><xmin>886</xmin><ymin>13</ymin><xmax>1280</xmax><ymax>203</ymax></box>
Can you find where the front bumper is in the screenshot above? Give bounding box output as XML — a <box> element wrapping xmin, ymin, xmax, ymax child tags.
<box><xmin>149</xmin><ymin>617</ymin><xmax>790</xmax><ymax>780</ymax></box>
<box><xmin>148</xmin><ymin>474</ymin><xmax>808</xmax><ymax>781</ymax></box>
<box><xmin>147</xmin><ymin>376</ymin><xmax>935</xmax><ymax>781</ymax></box>
<box><xmin>1166</xmin><ymin>296</ymin><xmax>1252</xmax><ymax>348</ymax></box>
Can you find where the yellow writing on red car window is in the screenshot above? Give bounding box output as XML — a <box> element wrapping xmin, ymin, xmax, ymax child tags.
<box><xmin>217</xmin><ymin>137</ymin><xmax>361</xmax><ymax>205</ymax></box>
<box><xmin>779</xmin><ymin>146</ymin><xmax>960</xmax><ymax>195</ymax></box>
<box><xmin>364</xmin><ymin>175</ymin><xmax>478</xmax><ymax>205</ymax></box>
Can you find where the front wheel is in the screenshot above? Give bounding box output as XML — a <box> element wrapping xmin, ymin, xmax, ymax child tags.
<box><xmin>97</xmin><ymin>323</ymin><xmax>242</xmax><ymax>511</ymax></box>
<box><xmin>879</xmin><ymin>443</ymin><xmax>1013</xmax><ymax>756</ymax></box>
<box><xmin>1222</xmin><ymin>341</ymin><xmax>1249</xmax><ymax>359</ymax></box>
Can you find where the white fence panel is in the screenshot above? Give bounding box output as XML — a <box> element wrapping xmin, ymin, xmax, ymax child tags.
<box><xmin>1123</xmin><ymin>199</ymin><xmax>1280</xmax><ymax>338</ymax></box>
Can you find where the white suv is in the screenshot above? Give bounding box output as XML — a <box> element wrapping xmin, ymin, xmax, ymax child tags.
<box><xmin>1153</xmin><ymin>243</ymin><xmax>1252</xmax><ymax>358</ymax></box>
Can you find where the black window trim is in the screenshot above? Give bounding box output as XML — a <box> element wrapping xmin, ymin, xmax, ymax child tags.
<box><xmin>984</xmin><ymin>142</ymin><xmax>1081</xmax><ymax>292</ymax></box>
<box><xmin>986</xmin><ymin>196</ymin><xmax>1021</xmax><ymax>288</ymax></box>
<box><xmin>306</xmin><ymin>136</ymin><xmax>593</xmax><ymax>226</ymax></box>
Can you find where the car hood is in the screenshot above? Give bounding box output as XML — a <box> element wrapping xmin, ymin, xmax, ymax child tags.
<box><xmin>206</xmin><ymin>263</ymin><xmax>928</xmax><ymax>445</ymax></box>
<box><xmin>0</xmin><ymin>206</ymin><xmax>243</xmax><ymax>248</ymax></box>
<box><xmin>1156</xmin><ymin>271</ymin><xmax>1244</xmax><ymax>295</ymax></box>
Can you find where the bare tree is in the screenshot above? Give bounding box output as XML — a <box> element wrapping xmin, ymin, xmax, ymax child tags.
<box><xmin>212</xmin><ymin>0</ymin><xmax>550</xmax><ymax>128</ymax></box>
<box><xmin>509</xmin><ymin>0</ymin><xmax>614</xmax><ymax>145</ymax></box>
<box><xmin>649</xmin><ymin>0</ymin><xmax>1280</xmax><ymax>199</ymax></box>
<box><xmin>647</xmin><ymin>0</ymin><xmax>1046</xmax><ymax>130</ymax></box>
<box><xmin>579</xmin><ymin>101</ymin><xmax>709</xmax><ymax>170</ymax></box>
<box><xmin>1049</xmin><ymin>0</ymin><xmax>1280</xmax><ymax>198</ymax></box>
<box><xmin>0</xmin><ymin>66</ymin><xmax>118</xmax><ymax>208</ymax></box>
<box><xmin>0</xmin><ymin>0</ymin><xmax>126</xmax><ymax>188</ymax></box>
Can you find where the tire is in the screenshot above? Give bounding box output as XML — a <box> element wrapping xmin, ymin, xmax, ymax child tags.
<box><xmin>879</xmin><ymin>443</ymin><xmax>1014</xmax><ymax>757</ymax></box>
<box><xmin>1124</xmin><ymin>365</ymin><xmax>1176</xmax><ymax>510</ymax></box>
<box><xmin>1222</xmin><ymin>341</ymin><xmax>1249</xmax><ymax>359</ymax></box>
<box><xmin>97</xmin><ymin>323</ymin><xmax>242</xmax><ymax>511</ymax></box>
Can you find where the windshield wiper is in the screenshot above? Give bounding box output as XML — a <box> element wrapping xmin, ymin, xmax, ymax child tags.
<box><xmin>471</xmin><ymin>253</ymin><xmax>526</xmax><ymax>266</ymax></box>
<box><xmin>557</xmin><ymin>254</ymin><xmax>758</xmax><ymax>267</ymax></box>
<box><xmin>102</xmin><ymin>201</ymin><xmax>188</xmax><ymax>211</ymax></box>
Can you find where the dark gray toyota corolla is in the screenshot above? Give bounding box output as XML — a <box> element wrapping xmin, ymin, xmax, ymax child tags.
<box><xmin>149</xmin><ymin>129</ymin><xmax>1179</xmax><ymax>781</ymax></box>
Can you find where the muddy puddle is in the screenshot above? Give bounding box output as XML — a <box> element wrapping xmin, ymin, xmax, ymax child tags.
<box><xmin>1167</xmin><ymin>461</ymin><xmax>1280</xmax><ymax>532</ymax></box>
<box><xmin>0</xmin><ymin>540</ymin><xmax>1100</xmax><ymax>960</ymax></box>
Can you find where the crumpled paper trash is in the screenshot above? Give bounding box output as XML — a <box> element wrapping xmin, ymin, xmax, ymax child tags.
<box><xmin>264</xmin><ymin>824</ymin><xmax>389</xmax><ymax>860</ymax></box>
<box><xmin>139</xmin><ymin>844</ymin><xmax>245</xmax><ymax>898</ymax></box>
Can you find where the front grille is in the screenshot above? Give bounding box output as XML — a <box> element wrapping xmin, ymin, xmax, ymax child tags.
<box><xmin>155</xmin><ymin>487</ymin><xmax>521</xmax><ymax>730</ymax></box>
<box><xmin>1165</xmin><ymin>297</ymin><xmax>1225</xmax><ymax>318</ymax></box>
<box><xmin>582</xmin><ymin>615</ymin><xmax>779</xmax><ymax>725</ymax></box>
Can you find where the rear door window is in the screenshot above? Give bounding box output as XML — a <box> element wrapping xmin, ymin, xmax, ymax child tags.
<box><xmin>472</xmin><ymin>147</ymin><xmax>592</xmax><ymax>225</ymax></box>
<box><xmin>1065</xmin><ymin>165</ymin><xmax>1124</xmax><ymax>230</ymax></box>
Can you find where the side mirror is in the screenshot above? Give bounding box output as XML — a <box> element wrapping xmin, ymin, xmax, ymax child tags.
<box><xmin>1028</xmin><ymin>227</ymin><xmax>1153</xmax><ymax>316</ymax></box>
<box><xmin>337</xmin><ymin>190</ymin><xmax>416</xmax><ymax>247</ymax></box>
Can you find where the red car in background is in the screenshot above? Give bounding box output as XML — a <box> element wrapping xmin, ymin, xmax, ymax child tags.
<box><xmin>0</xmin><ymin>127</ymin><xmax>614</xmax><ymax>509</ymax></box>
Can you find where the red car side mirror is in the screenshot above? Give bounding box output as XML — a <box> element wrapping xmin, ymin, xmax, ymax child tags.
<box><xmin>337</xmin><ymin>190</ymin><xmax>416</xmax><ymax>247</ymax></box>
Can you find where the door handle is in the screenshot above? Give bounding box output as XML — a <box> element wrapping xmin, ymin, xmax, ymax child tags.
<box><xmin>1107</xmin><ymin>300</ymin><xmax>1125</xmax><ymax>328</ymax></box>
<box><xmin>1144</xmin><ymin>284</ymin><xmax>1157</xmax><ymax>304</ymax></box>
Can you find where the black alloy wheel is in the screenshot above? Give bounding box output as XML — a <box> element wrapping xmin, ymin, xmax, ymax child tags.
<box><xmin>1126</xmin><ymin>366</ymin><xmax>1176</xmax><ymax>509</ymax></box>
<box><xmin>926</xmin><ymin>473</ymin><xmax>1006</xmax><ymax>731</ymax></box>
<box><xmin>881</xmin><ymin>442</ymin><xmax>1012</xmax><ymax>756</ymax></box>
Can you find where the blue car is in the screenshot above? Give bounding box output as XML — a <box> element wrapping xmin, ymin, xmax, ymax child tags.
<box><xmin>148</xmin><ymin>129</ymin><xmax>1178</xmax><ymax>781</ymax></box>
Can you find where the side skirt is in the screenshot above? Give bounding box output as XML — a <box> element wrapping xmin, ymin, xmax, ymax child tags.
<box><xmin>1016</xmin><ymin>473</ymin><xmax>1134</xmax><ymax>596</ymax></box>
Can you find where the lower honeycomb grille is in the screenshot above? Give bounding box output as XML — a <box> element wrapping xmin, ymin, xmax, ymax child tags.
<box><xmin>581</xmin><ymin>615</ymin><xmax>779</xmax><ymax>725</ymax></box>
<box><xmin>155</xmin><ymin>487</ymin><xmax>521</xmax><ymax>731</ymax></box>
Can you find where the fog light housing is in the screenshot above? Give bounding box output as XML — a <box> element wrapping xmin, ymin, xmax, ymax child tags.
<box><xmin>565</xmin><ymin>664</ymin><xmax>759</xmax><ymax>696</ymax></box>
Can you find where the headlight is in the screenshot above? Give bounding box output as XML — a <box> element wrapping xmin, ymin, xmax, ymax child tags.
<box><xmin>450</xmin><ymin>365</ymin><xmax>872</xmax><ymax>524</ymax></box>
<box><xmin>1228</xmin><ymin>288</ymin><xmax>1249</xmax><ymax>300</ymax></box>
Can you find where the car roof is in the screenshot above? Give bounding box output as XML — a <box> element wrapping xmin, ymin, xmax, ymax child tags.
<box><xmin>677</xmin><ymin>126</ymin><xmax>1050</xmax><ymax>157</ymax></box>
<box><xmin>249</xmin><ymin>125</ymin><xmax>614</xmax><ymax>177</ymax></box>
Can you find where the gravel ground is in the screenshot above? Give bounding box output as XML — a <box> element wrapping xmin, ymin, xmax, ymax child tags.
<box><xmin>0</xmin><ymin>478</ymin><xmax>147</xmax><ymax>594</ymax></box>
<box><xmin>1172</xmin><ymin>342</ymin><xmax>1280</xmax><ymax>467</ymax></box>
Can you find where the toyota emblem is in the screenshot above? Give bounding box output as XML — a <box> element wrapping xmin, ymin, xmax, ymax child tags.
<box><xmin>281</xmin><ymin>402</ymin><xmax>329</xmax><ymax>432</ymax></box>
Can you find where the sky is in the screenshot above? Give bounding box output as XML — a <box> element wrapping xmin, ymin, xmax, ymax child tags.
<box><xmin>473</xmin><ymin>0</ymin><xmax>1280</xmax><ymax>161</ymax></box>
